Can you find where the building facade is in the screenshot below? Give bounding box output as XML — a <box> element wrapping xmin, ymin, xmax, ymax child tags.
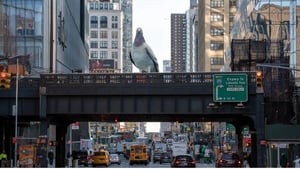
<box><xmin>0</xmin><ymin>0</ymin><xmax>89</xmax><ymax>74</ymax></box>
<box><xmin>88</xmin><ymin>0</ymin><xmax>123</xmax><ymax>73</ymax></box>
<box><xmin>198</xmin><ymin>0</ymin><xmax>238</xmax><ymax>72</ymax></box>
<box><xmin>162</xmin><ymin>60</ymin><xmax>171</xmax><ymax>72</ymax></box>
<box><xmin>0</xmin><ymin>0</ymin><xmax>89</xmax><ymax>166</ymax></box>
<box><xmin>121</xmin><ymin>0</ymin><xmax>133</xmax><ymax>73</ymax></box>
<box><xmin>171</xmin><ymin>13</ymin><xmax>187</xmax><ymax>72</ymax></box>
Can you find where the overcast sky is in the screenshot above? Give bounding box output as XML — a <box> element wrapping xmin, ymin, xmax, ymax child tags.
<box><xmin>132</xmin><ymin>0</ymin><xmax>190</xmax><ymax>72</ymax></box>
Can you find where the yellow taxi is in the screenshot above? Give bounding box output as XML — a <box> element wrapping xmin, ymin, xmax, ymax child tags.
<box><xmin>92</xmin><ymin>150</ymin><xmax>110</xmax><ymax>167</ymax></box>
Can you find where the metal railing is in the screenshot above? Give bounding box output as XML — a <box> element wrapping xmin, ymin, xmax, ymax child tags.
<box><xmin>40</xmin><ymin>72</ymin><xmax>257</xmax><ymax>86</ymax></box>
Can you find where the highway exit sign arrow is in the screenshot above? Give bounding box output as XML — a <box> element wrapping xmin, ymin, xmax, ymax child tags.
<box><xmin>213</xmin><ymin>74</ymin><xmax>248</xmax><ymax>102</ymax></box>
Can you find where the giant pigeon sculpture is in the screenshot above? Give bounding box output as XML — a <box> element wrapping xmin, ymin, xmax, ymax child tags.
<box><xmin>129</xmin><ymin>28</ymin><xmax>159</xmax><ymax>73</ymax></box>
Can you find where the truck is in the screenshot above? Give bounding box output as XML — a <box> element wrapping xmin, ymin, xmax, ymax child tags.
<box><xmin>172</xmin><ymin>142</ymin><xmax>188</xmax><ymax>157</ymax></box>
<box><xmin>18</xmin><ymin>145</ymin><xmax>39</xmax><ymax>168</ymax></box>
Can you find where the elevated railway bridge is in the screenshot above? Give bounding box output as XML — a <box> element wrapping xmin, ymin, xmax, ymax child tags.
<box><xmin>0</xmin><ymin>72</ymin><xmax>265</xmax><ymax>167</ymax></box>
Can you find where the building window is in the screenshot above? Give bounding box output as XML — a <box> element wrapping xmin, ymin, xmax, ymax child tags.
<box><xmin>112</xmin><ymin>51</ymin><xmax>118</xmax><ymax>59</ymax></box>
<box><xmin>90</xmin><ymin>31</ymin><xmax>98</xmax><ymax>38</ymax></box>
<box><xmin>109</xmin><ymin>4</ymin><xmax>113</xmax><ymax>10</ymax></box>
<box><xmin>112</xmin><ymin>23</ymin><xmax>118</xmax><ymax>29</ymax></box>
<box><xmin>90</xmin><ymin>16</ymin><xmax>98</xmax><ymax>28</ymax></box>
<box><xmin>229</xmin><ymin>13</ymin><xmax>235</xmax><ymax>22</ymax></box>
<box><xmin>111</xmin><ymin>31</ymin><xmax>118</xmax><ymax>39</ymax></box>
<box><xmin>210</xmin><ymin>42</ymin><xmax>224</xmax><ymax>50</ymax></box>
<box><xmin>112</xmin><ymin>41</ymin><xmax>118</xmax><ymax>49</ymax></box>
<box><xmin>229</xmin><ymin>0</ymin><xmax>237</xmax><ymax>7</ymax></box>
<box><xmin>100</xmin><ymin>51</ymin><xmax>108</xmax><ymax>59</ymax></box>
<box><xmin>112</xmin><ymin>16</ymin><xmax>118</xmax><ymax>22</ymax></box>
<box><xmin>210</xmin><ymin>27</ymin><xmax>224</xmax><ymax>36</ymax></box>
<box><xmin>100</xmin><ymin>41</ymin><xmax>108</xmax><ymax>48</ymax></box>
<box><xmin>100</xmin><ymin>31</ymin><xmax>108</xmax><ymax>38</ymax></box>
<box><xmin>210</xmin><ymin>57</ymin><xmax>224</xmax><ymax>65</ymax></box>
<box><xmin>90</xmin><ymin>2</ymin><xmax>94</xmax><ymax>10</ymax></box>
<box><xmin>104</xmin><ymin>3</ymin><xmax>108</xmax><ymax>10</ymax></box>
<box><xmin>90</xmin><ymin>51</ymin><xmax>98</xmax><ymax>59</ymax></box>
<box><xmin>210</xmin><ymin>0</ymin><xmax>224</xmax><ymax>8</ymax></box>
<box><xmin>210</xmin><ymin>13</ymin><xmax>224</xmax><ymax>22</ymax></box>
<box><xmin>90</xmin><ymin>41</ymin><xmax>98</xmax><ymax>48</ymax></box>
<box><xmin>100</xmin><ymin>16</ymin><xmax>108</xmax><ymax>28</ymax></box>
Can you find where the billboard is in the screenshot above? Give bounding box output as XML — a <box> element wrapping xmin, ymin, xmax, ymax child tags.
<box><xmin>89</xmin><ymin>59</ymin><xmax>114</xmax><ymax>73</ymax></box>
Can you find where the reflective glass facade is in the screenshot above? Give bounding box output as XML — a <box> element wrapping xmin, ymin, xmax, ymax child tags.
<box><xmin>0</xmin><ymin>0</ymin><xmax>44</xmax><ymax>74</ymax></box>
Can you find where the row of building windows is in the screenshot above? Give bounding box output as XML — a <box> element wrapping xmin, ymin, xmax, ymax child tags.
<box><xmin>90</xmin><ymin>2</ymin><xmax>114</xmax><ymax>11</ymax></box>
<box><xmin>210</xmin><ymin>0</ymin><xmax>236</xmax><ymax>8</ymax></box>
<box><xmin>90</xmin><ymin>30</ymin><xmax>119</xmax><ymax>39</ymax></box>
<box><xmin>210</xmin><ymin>41</ymin><xmax>224</xmax><ymax>50</ymax></box>
<box><xmin>211</xmin><ymin>27</ymin><xmax>224</xmax><ymax>36</ymax></box>
<box><xmin>90</xmin><ymin>41</ymin><xmax>119</xmax><ymax>49</ymax></box>
<box><xmin>90</xmin><ymin>51</ymin><xmax>119</xmax><ymax>59</ymax></box>
<box><xmin>210</xmin><ymin>57</ymin><xmax>224</xmax><ymax>65</ymax></box>
<box><xmin>211</xmin><ymin>0</ymin><xmax>224</xmax><ymax>8</ymax></box>
<box><xmin>90</xmin><ymin>16</ymin><xmax>119</xmax><ymax>29</ymax></box>
<box><xmin>211</xmin><ymin>13</ymin><xmax>224</xmax><ymax>22</ymax></box>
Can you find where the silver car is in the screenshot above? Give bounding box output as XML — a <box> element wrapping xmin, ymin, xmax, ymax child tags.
<box><xmin>109</xmin><ymin>153</ymin><xmax>121</xmax><ymax>165</ymax></box>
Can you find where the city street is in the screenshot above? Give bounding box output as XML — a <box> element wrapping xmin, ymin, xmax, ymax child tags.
<box><xmin>70</xmin><ymin>154</ymin><xmax>216</xmax><ymax>168</ymax></box>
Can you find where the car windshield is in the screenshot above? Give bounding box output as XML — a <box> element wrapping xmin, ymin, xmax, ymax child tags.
<box><xmin>110</xmin><ymin>154</ymin><xmax>118</xmax><ymax>157</ymax></box>
<box><xmin>162</xmin><ymin>152</ymin><xmax>171</xmax><ymax>156</ymax></box>
<box><xmin>222</xmin><ymin>153</ymin><xmax>239</xmax><ymax>160</ymax></box>
<box><xmin>154</xmin><ymin>152</ymin><xmax>162</xmax><ymax>156</ymax></box>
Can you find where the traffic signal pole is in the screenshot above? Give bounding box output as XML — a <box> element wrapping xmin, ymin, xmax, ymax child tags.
<box><xmin>14</xmin><ymin>58</ymin><xmax>19</xmax><ymax>167</ymax></box>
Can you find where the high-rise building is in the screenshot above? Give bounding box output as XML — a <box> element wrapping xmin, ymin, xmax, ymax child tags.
<box><xmin>198</xmin><ymin>0</ymin><xmax>238</xmax><ymax>72</ymax></box>
<box><xmin>121</xmin><ymin>0</ymin><xmax>133</xmax><ymax>73</ymax></box>
<box><xmin>171</xmin><ymin>13</ymin><xmax>187</xmax><ymax>72</ymax></box>
<box><xmin>0</xmin><ymin>0</ymin><xmax>89</xmax><ymax>74</ymax></box>
<box><xmin>163</xmin><ymin>60</ymin><xmax>171</xmax><ymax>72</ymax></box>
<box><xmin>88</xmin><ymin>0</ymin><xmax>123</xmax><ymax>73</ymax></box>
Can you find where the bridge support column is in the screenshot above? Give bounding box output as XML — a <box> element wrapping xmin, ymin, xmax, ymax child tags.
<box><xmin>39</xmin><ymin>121</ymin><xmax>48</xmax><ymax>167</ymax></box>
<box><xmin>56</xmin><ymin>123</ymin><xmax>68</xmax><ymax>167</ymax></box>
<box><xmin>235</xmin><ymin>126</ymin><xmax>244</xmax><ymax>159</ymax></box>
<box><xmin>39</xmin><ymin>92</ymin><xmax>48</xmax><ymax>167</ymax></box>
<box><xmin>254</xmin><ymin>93</ymin><xmax>266</xmax><ymax>167</ymax></box>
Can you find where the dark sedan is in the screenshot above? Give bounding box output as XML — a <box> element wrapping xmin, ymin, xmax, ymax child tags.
<box><xmin>160</xmin><ymin>152</ymin><xmax>172</xmax><ymax>164</ymax></box>
<box><xmin>170</xmin><ymin>154</ymin><xmax>196</xmax><ymax>168</ymax></box>
<box><xmin>153</xmin><ymin>152</ymin><xmax>163</xmax><ymax>163</ymax></box>
<box><xmin>216</xmin><ymin>152</ymin><xmax>242</xmax><ymax>168</ymax></box>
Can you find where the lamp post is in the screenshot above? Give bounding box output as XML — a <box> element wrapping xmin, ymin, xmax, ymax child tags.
<box><xmin>14</xmin><ymin>57</ymin><xmax>19</xmax><ymax>167</ymax></box>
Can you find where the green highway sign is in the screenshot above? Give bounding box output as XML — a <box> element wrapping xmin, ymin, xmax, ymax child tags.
<box><xmin>213</xmin><ymin>74</ymin><xmax>248</xmax><ymax>102</ymax></box>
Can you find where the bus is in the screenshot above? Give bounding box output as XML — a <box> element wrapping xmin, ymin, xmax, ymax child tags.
<box><xmin>129</xmin><ymin>144</ymin><xmax>149</xmax><ymax>165</ymax></box>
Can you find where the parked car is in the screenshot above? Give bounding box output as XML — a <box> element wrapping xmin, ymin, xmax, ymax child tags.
<box><xmin>171</xmin><ymin>154</ymin><xmax>196</xmax><ymax>168</ymax></box>
<box><xmin>160</xmin><ymin>151</ymin><xmax>172</xmax><ymax>164</ymax></box>
<box><xmin>153</xmin><ymin>151</ymin><xmax>163</xmax><ymax>163</ymax></box>
<box><xmin>216</xmin><ymin>152</ymin><xmax>242</xmax><ymax>168</ymax></box>
<box><xmin>109</xmin><ymin>153</ymin><xmax>121</xmax><ymax>165</ymax></box>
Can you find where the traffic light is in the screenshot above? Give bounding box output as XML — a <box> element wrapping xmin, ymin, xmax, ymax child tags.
<box><xmin>49</xmin><ymin>141</ymin><xmax>54</xmax><ymax>146</ymax></box>
<box><xmin>271</xmin><ymin>144</ymin><xmax>276</xmax><ymax>149</ymax></box>
<box><xmin>256</xmin><ymin>71</ymin><xmax>263</xmax><ymax>88</ymax></box>
<box><xmin>0</xmin><ymin>72</ymin><xmax>11</xmax><ymax>89</ymax></box>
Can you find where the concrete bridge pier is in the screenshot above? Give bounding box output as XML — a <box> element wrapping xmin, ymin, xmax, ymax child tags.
<box><xmin>55</xmin><ymin>122</ymin><xmax>68</xmax><ymax>167</ymax></box>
